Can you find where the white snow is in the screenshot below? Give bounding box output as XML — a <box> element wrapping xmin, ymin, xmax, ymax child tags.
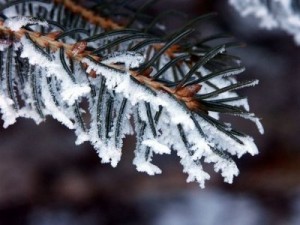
<box><xmin>0</xmin><ymin>92</ymin><xmax>18</xmax><ymax>128</ymax></box>
<box><xmin>20</xmin><ymin>36</ymin><xmax>91</xmax><ymax>106</ymax></box>
<box><xmin>4</xmin><ymin>16</ymin><xmax>48</xmax><ymax>31</ymax></box>
<box><xmin>61</xmin><ymin>84</ymin><xmax>91</xmax><ymax>106</ymax></box>
<box><xmin>134</xmin><ymin>157</ymin><xmax>162</xmax><ymax>175</ymax></box>
<box><xmin>142</xmin><ymin>139</ymin><xmax>171</xmax><ymax>154</ymax></box>
<box><xmin>102</xmin><ymin>51</ymin><xmax>145</xmax><ymax>69</ymax></box>
<box><xmin>82</xmin><ymin>57</ymin><xmax>196</xmax><ymax>130</ymax></box>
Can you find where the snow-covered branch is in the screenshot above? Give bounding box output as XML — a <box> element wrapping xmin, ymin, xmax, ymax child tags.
<box><xmin>230</xmin><ymin>0</ymin><xmax>300</xmax><ymax>44</ymax></box>
<box><xmin>0</xmin><ymin>0</ymin><xmax>263</xmax><ymax>188</ymax></box>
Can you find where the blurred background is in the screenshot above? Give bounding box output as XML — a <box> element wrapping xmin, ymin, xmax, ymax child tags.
<box><xmin>1</xmin><ymin>0</ymin><xmax>300</xmax><ymax>224</ymax></box>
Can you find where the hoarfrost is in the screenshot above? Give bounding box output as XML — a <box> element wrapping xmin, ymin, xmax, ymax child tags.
<box><xmin>4</xmin><ymin>16</ymin><xmax>48</xmax><ymax>31</ymax></box>
<box><xmin>230</xmin><ymin>0</ymin><xmax>300</xmax><ymax>44</ymax></box>
<box><xmin>102</xmin><ymin>51</ymin><xmax>145</xmax><ymax>69</ymax></box>
<box><xmin>0</xmin><ymin>92</ymin><xmax>18</xmax><ymax>128</ymax></box>
<box><xmin>60</xmin><ymin>84</ymin><xmax>91</xmax><ymax>106</ymax></box>
<box><xmin>20</xmin><ymin>36</ymin><xmax>90</xmax><ymax>106</ymax></box>
<box><xmin>134</xmin><ymin>157</ymin><xmax>162</xmax><ymax>175</ymax></box>
<box><xmin>142</xmin><ymin>139</ymin><xmax>171</xmax><ymax>154</ymax></box>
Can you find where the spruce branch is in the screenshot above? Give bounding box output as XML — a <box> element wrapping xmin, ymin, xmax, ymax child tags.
<box><xmin>0</xmin><ymin>0</ymin><xmax>264</xmax><ymax>188</ymax></box>
<box><xmin>0</xmin><ymin>22</ymin><xmax>214</xmax><ymax>115</ymax></box>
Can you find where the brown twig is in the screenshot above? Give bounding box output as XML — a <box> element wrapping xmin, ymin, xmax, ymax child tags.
<box><xmin>53</xmin><ymin>0</ymin><xmax>123</xmax><ymax>30</ymax></box>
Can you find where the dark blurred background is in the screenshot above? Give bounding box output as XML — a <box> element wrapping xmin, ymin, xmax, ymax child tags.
<box><xmin>1</xmin><ymin>0</ymin><xmax>300</xmax><ymax>225</ymax></box>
